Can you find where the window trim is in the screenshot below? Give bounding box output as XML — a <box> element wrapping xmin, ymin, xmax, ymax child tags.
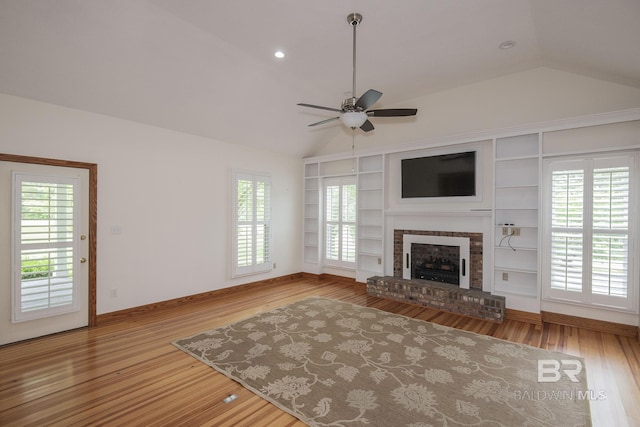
<box><xmin>231</xmin><ymin>170</ymin><xmax>272</xmax><ymax>278</ymax></box>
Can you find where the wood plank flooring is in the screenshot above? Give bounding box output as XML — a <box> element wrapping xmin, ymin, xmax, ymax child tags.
<box><xmin>1</xmin><ymin>277</ymin><xmax>639</xmax><ymax>426</ymax></box>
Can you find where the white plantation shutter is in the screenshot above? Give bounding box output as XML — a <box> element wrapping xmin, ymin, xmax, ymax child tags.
<box><xmin>591</xmin><ymin>163</ymin><xmax>629</xmax><ymax>298</ymax></box>
<box><xmin>544</xmin><ymin>155</ymin><xmax>635</xmax><ymax>309</ymax></box>
<box><xmin>324</xmin><ymin>176</ymin><xmax>356</xmax><ymax>268</ymax></box>
<box><xmin>325</xmin><ymin>185</ymin><xmax>340</xmax><ymax>261</ymax></box>
<box><xmin>232</xmin><ymin>171</ymin><xmax>271</xmax><ymax>277</ymax></box>
<box><xmin>255</xmin><ymin>179</ymin><xmax>270</xmax><ymax>265</ymax></box>
<box><xmin>592</xmin><ymin>234</ymin><xmax>627</xmax><ymax>297</ymax></box>
<box><xmin>550</xmin><ymin>232</ymin><xmax>583</xmax><ymax>292</ymax></box>
<box><xmin>550</xmin><ymin>167</ymin><xmax>584</xmax><ymax>292</ymax></box>
<box><xmin>236</xmin><ymin>178</ymin><xmax>253</xmax><ymax>268</ymax></box>
<box><xmin>341</xmin><ymin>183</ymin><xmax>356</xmax><ymax>263</ymax></box>
<box><xmin>13</xmin><ymin>174</ymin><xmax>80</xmax><ymax>321</ymax></box>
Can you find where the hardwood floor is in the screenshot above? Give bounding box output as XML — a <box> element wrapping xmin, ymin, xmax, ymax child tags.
<box><xmin>1</xmin><ymin>277</ymin><xmax>639</xmax><ymax>426</ymax></box>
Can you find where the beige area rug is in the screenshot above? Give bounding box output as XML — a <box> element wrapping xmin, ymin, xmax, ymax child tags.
<box><xmin>173</xmin><ymin>297</ymin><xmax>591</xmax><ymax>427</ymax></box>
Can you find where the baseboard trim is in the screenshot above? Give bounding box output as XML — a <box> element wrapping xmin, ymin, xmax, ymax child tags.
<box><xmin>96</xmin><ymin>272</ymin><xmax>639</xmax><ymax>338</ymax></box>
<box><xmin>541</xmin><ymin>311</ymin><xmax>638</xmax><ymax>337</ymax></box>
<box><xmin>96</xmin><ymin>273</ymin><xmax>304</xmax><ymax>325</ymax></box>
<box><xmin>303</xmin><ymin>272</ymin><xmax>364</xmax><ymax>288</ymax></box>
<box><xmin>318</xmin><ymin>273</ymin><xmax>357</xmax><ymax>284</ymax></box>
<box><xmin>505</xmin><ymin>309</ymin><xmax>542</xmax><ymax>326</ymax></box>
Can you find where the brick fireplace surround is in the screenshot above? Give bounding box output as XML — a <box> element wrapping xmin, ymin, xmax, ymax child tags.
<box><xmin>366</xmin><ymin>229</ymin><xmax>505</xmax><ymax>322</ymax></box>
<box><xmin>393</xmin><ymin>230</ymin><xmax>483</xmax><ymax>289</ymax></box>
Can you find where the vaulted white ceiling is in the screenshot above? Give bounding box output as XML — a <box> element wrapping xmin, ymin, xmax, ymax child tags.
<box><xmin>1</xmin><ymin>0</ymin><xmax>639</xmax><ymax>157</ymax></box>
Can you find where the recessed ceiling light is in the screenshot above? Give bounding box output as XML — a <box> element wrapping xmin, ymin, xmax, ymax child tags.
<box><xmin>274</xmin><ymin>50</ymin><xmax>285</xmax><ymax>59</ymax></box>
<box><xmin>498</xmin><ymin>40</ymin><xmax>516</xmax><ymax>50</ymax></box>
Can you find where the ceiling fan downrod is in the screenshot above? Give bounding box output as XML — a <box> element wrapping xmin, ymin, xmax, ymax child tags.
<box><xmin>347</xmin><ymin>13</ymin><xmax>362</xmax><ymax>104</ymax></box>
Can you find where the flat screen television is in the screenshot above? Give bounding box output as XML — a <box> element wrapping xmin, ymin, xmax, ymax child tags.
<box><xmin>401</xmin><ymin>151</ymin><xmax>476</xmax><ymax>198</ymax></box>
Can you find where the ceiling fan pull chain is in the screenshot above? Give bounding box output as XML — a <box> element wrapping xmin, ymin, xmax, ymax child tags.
<box><xmin>351</xmin><ymin>128</ymin><xmax>356</xmax><ymax>172</ymax></box>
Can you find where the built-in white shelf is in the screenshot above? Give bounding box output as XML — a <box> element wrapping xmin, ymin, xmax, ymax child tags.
<box><xmin>494</xmin><ymin>227</ymin><xmax>538</xmax><ymax>249</ymax></box>
<box><xmin>303</xmin><ymin>163</ymin><xmax>320</xmax><ymax>267</ymax></box>
<box><xmin>496</xmin><ymin>134</ymin><xmax>539</xmax><ymax>159</ymax></box>
<box><xmin>493</xmin><ymin>134</ymin><xmax>541</xmax><ymax>306</ymax></box>
<box><xmin>359</xmin><ymin>154</ymin><xmax>383</xmax><ymax>172</ymax></box>
<box><xmin>302</xmin><ymin>154</ymin><xmax>385</xmax><ymax>281</ymax></box>
<box><xmin>495</xmin><ymin>209</ymin><xmax>538</xmax><ymax>227</ymax></box>
<box><xmin>495</xmin><ymin>247</ymin><xmax>537</xmax><ymax>271</ymax></box>
<box><xmin>493</xmin><ymin>268</ymin><xmax>539</xmax><ymax>298</ymax></box>
<box><xmin>357</xmin><ymin>155</ymin><xmax>384</xmax><ymax>282</ymax></box>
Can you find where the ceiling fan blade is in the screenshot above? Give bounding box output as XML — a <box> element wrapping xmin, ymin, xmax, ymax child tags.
<box><xmin>354</xmin><ymin>89</ymin><xmax>382</xmax><ymax>110</ymax></box>
<box><xmin>360</xmin><ymin>120</ymin><xmax>375</xmax><ymax>132</ymax></box>
<box><xmin>298</xmin><ymin>103</ymin><xmax>342</xmax><ymax>113</ymax></box>
<box><xmin>308</xmin><ymin>116</ymin><xmax>340</xmax><ymax>127</ymax></box>
<box><xmin>367</xmin><ymin>108</ymin><xmax>417</xmax><ymax>117</ymax></box>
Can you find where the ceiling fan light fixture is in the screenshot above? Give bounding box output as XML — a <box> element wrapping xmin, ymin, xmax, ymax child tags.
<box><xmin>341</xmin><ymin>111</ymin><xmax>368</xmax><ymax>128</ymax></box>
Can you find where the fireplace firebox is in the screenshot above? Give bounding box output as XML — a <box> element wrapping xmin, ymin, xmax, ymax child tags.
<box><xmin>402</xmin><ymin>234</ymin><xmax>470</xmax><ymax>289</ymax></box>
<box><xmin>411</xmin><ymin>243</ymin><xmax>461</xmax><ymax>285</ymax></box>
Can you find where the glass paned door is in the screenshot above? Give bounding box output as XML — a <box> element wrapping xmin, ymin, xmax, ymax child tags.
<box><xmin>1</xmin><ymin>162</ymin><xmax>90</xmax><ymax>345</ymax></box>
<box><xmin>13</xmin><ymin>175</ymin><xmax>81</xmax><ymax>321</ymax></box>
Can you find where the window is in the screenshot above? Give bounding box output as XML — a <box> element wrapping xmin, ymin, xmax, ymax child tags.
<box><xmin>324</xmin><ymin>176</ymin><xmax>356</xmax><ymax>268</ymax></box>
<box><xmin>232</xmin><ymin>171</ymin><xmax>271</xmax><ymax>277</ymax></box>
<box><xmin>543</xmin><ymin>154</ymin><xmax>636</xmax><ymax>310</ymax></box>
<box><xmin>12</xmin><ymin>174</ymin><xmax>80</xmax><ymax>322</ymax></box>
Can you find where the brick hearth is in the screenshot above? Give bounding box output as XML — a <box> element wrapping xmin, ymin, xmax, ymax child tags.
<box><xmin>367</xmin><ymin>276</ymin><xmax>505</xmax><ymax>322</ymax></box>
<box><xmin>367</xmin><ymin>229</ymin><xmax>504</xmax><ymax>321</ymax></box>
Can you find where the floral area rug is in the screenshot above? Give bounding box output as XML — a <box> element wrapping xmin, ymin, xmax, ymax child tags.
<box><xmin>173</xmin><ymin>297</ymin><xmax>591</xmax><ymax>426</ymax></box>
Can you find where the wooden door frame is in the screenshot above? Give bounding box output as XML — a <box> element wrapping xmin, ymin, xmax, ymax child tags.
<box><xmin>1</xmin><ymin>153</ymin><xmax>98</xmax><ymax>327</ymax></box>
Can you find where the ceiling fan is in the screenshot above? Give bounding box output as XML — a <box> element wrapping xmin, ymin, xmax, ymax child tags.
<box><xmin>298</xmin><ymin>12</ymin><xmax>417</xmax><ymax>132</ymax></box>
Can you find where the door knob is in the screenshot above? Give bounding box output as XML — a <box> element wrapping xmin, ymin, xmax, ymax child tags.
<box><xmin>80</xmin><ymin>257</ymin><xmax>87</xmax><ymax>263</ymax></box>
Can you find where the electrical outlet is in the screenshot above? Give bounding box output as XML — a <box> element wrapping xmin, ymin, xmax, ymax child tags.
<box><xmin>502</xmin><ymin>226</ymin><xmax>520</xmax><ymax>236</ymax></box>
<box><xmin>273</xmin><ymin>262</ymin><xmax>277</xmax><ymax>269</ymax></box>
<box><xmin>110</xmin><ymin>289</ymin><xmax>117</xmax><ymax>298</ymax></box>
<box><xmin>502</xmin><ymin>272</ymin><xmax>509</xmax><ymax>281</ymax></box>
<box><xmin>377</xmin><ymin>257</ymin><xmax>382</xmax><ymax>265</ymax></box>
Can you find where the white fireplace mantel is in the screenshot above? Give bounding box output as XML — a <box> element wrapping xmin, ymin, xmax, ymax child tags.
<box><xmin>386</xmin><ymin>209</ymin><xmax>492</xmax><ymax>217</ymax></box>
<box><xmin>385</xmin><ymin>210</ymin><xmax>494</xmax><ymax>292</ymax></box>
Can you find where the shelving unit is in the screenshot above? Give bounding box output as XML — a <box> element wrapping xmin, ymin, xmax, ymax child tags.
<box><xmin>493</xmin><ymin>134</ymin><xmax>541</xmax><ymax>308</ymax></box>
<box><xmin>356</xmin><ymin>155</ymin><xmax>384</xmax><ymax>282</ymax></box>
<box><xmin>303</xmin><ymin>163</ymin><xmax>320</xmax><ymax>268</ymax></box>
<box><xmin>303</xmin><ymin>155</ymin><xmax>384</xmax><ymax>280</ymax></box>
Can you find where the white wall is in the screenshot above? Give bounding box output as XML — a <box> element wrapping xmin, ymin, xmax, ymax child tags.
<box><xmin>0</xmin><ymin>93</ymin><xmax>302</xmax><ymax>314</ymax></box>
<box><xmin>315</xmin><ymin>67</ymin><xmax>640</xmax><ymax>156</ymax></box>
